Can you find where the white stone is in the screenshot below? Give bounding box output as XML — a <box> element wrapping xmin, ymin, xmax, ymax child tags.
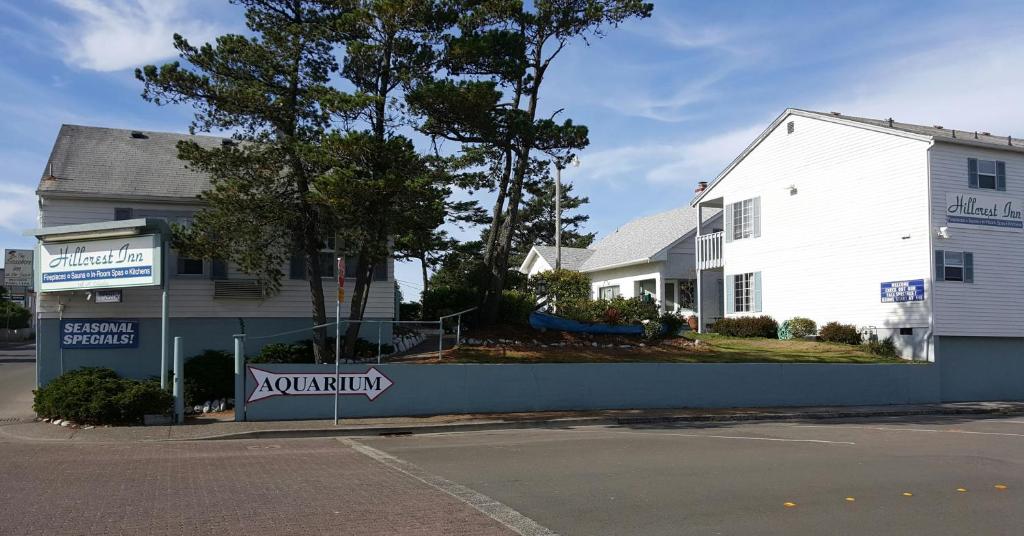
<box><xmin>52</xmin><ymin>419</ymin><xmax>63</xmax><ymax>426</ymax></box>
<box><xmin>60</xmin><ymin>421</ymin><xmax>71</xmax><ymax>427</ymax></box>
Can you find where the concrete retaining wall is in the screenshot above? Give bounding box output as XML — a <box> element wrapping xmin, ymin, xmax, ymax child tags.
<box><xmin>936</xmin><ymin>336</ymin><xmax>1024</xmax><ymax>402</ymax></box>
<box><xmin>242</xmin><ymin>362</ymin><xmax>942</xmax><ymax>421</ymax></box>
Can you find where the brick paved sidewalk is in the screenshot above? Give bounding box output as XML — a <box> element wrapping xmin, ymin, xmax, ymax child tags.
<box><xmin>0</xmin><ymin>437</ymin><xmax>515</xmax><ymax>536</ymax></box>
<box><xmin>3</xmin><ymin>401</ymin><xmax>1022</xmax><ymax>443</ymax></box>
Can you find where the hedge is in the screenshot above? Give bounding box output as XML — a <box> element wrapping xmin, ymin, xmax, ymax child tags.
<box><xmin>818</xmin><ymin>322</ymin><xmax>862</xmax><ymax>345</ymax></box>
<box><xmin>711</xmin><ymin>316</ymin><xmax>779</xmax><ymax>338</ymax></box>
<box><xmin>184</xmin><ymin>350</ymin><xmax>234</xmax><ymax>406</ymax></box>
<box><xmin>33</xmin><ymin>368</ymin><xmax>172</xmax><ymax>425</ymax></box>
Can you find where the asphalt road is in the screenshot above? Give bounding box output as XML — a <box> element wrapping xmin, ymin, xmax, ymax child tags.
<box><xmin>0</xmin><ymin>342</ymin><xmax>35</xmax><ymax>421</ymax></box>
<box><xmin>1</xmin><ymin>412</ymin><xmax>1022</xmax><ymax>535</ymax></box>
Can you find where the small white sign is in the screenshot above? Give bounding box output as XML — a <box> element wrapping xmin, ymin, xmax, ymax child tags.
<box><xmin>945</xmin><ymin>192</ymin><xmax>1023</xmax><ymax>232</ymax></box>
<box><xmin>38</xmin><ymin>234</ymin><xmax>161</xmax><ymax>292</ymax></box>
<box><xmin>94</xmin><ymin>289</ymin><xmax>123</xmax><ymax>303</ymax></box>
<box><xmin>4</xmin><ymin>249</ymin><xmax>33</xmax><ymax>290</ymax></box>
<box><xmin>247</xmin><ymin>367</ymin><xmax>394</xmax><ymax>403</ymax></box>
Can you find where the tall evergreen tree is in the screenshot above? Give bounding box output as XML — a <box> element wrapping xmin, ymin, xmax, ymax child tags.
<box><xmin>136</xmin><ymin>0</ymin><xmax>352</xmax><ymax>363</ymax></box>
<box><xmin>512</xmin><ymin>168</ymin><xmax>595</xmax><ymax>262</ymax></box>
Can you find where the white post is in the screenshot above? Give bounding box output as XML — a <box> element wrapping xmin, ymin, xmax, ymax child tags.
<box><xmin>438</xmin><ymin>318</ymin><xmax>444</xmax><ymax>361</ymax></box>
<box><xmin>160</xmin><ymin>281</ymin><xmax>169</xmax><ymax>389</ymax></box>
<box><xmin>334</xmin><ymin>296</ymin><xmax>341</xmax><ymax>426</ymax></box>
<box><xmin>173</xmin><ymin>336</ymin><xmax>184</xmax><ymax>424</ymax></box>
<box><xmin>233</xmin><ymin>334</ymin><xmax>245</xmax><ymax>422</ymax></box>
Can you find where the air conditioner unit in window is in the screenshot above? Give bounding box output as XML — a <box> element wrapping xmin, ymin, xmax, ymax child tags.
<box><xmin>214</xmin><ymin>280</ymin><xmax>265</xmax><ymax>300</ymax></box>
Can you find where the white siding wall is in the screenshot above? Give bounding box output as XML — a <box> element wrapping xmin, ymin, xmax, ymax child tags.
<box><xmin>929</xmin><ymin>142</ymin><xmax>1024</xmax><ymax>336</ymax></box>
<box><xmin>36</xmin><ymin>197</ymin><xmax>395</xmax><ymax>319</ymax></box>
<box><xmin>703</xmin><ymin>114</ymin><xmax>933</xmax><ymax>335</ymax></box>
<box><xmin>587</xmin><ymin>263</ymin><xmax>663</xmax><ymax>302</ymax></box>
<box><xmin>523</xmin><ymin>255</ymin><xmax>553</xmax><ymax>278</ymax></box>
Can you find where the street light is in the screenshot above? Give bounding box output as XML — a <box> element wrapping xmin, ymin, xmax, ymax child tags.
<box><xmin>555</xmin><ymin>155</ymin><xmax>580</xmax><ymax>271</ymax></box>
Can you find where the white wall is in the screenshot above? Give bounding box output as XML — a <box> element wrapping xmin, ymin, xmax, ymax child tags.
<box><xmin>36</xmin><ymin>197</ymin><xmax>395</xmax><ymax>320</ymax></box>
<box><xmin>587</xmin><ymin>263</ymin><xmax>663</xmax><ymax>301</ymax></box>
<box><xmin>929</xmin><ymin>142</ymin><xmax>1024</xmax><ymax>336</ymax></box>
<box><xmin>701</xmin><ymin>114</ymin><xmax>933</xmax><ymax>341</ymax></box>
<box><xmin>522</xmin><ymin>254</ymin><xmax>552</xmax><ymax>278</ymax></box>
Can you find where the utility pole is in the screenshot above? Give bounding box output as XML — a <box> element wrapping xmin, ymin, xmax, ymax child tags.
<box><xmin>553</xmin><ymin>156</ymin><xmax>580</xmax><ymax>272</ymax></box>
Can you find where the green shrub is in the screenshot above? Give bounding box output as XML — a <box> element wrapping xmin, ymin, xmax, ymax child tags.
<box><xmin>399</xmin><ymin>301</ymin><xmax>422</xmax><ymax>321</ymax></box>
<box><xmin>712</xmin><ymin>316</ymin><xmax>779</xmax><ymax>338</ymax></box>
<box><xmin>0</xmin><ymin>300</ymin><xmax>30</xmax><ymax>329</ymax></box>
<box><xmin>607</xmin><ymin>296</ymin><xmax>659</xmax><ymax>324</ymax></box>
<box><xmin>818</xmin><ymin>322</ymin><xmax>862</xmax><ymax>345</ymax></box>
<box><xmin>421</xmin><ymin>285</ymin><xmax>478</xmax><ymax>320</ymax></box>
<box><xmin>33</xmin><ymin>368</ymin><xmax>172</xmax><ymax>425</ymax></box>
<box><xmin>498</xmin><ymin>290</ymin><xmax>535</xmax><ymax>325</ymax></box>
<box><xmin>530</xmin><ymin>269</ymin><xmax>592</xmax><ymax>319</ymax></box>
<box><xmin>660</xmin><ymin>313</ymin><xmax>685</xmax><ymax>336</ymax></box>
<box><xmin>788</xmin><ymin>317</ymin><xmax>817</xmax><ymax>338</ymax></box>
<box><xmin>642</xmin><ymin>320</ymin><xmax>662</xmax><ymax>340</ymax></box>
<box><xmin>184</xmin><ymin>350</ymin><xmax>234</xmax><ymax>406</ymax></box>
<box><xmin>867</xmin><ymin>337</ymin><xmax>898</xmax><ymax>358</ymax></box>
<box><xmin>250</xmin><ymin>342</ymin><xmax>311</xmax><ymax>364</ymax></box>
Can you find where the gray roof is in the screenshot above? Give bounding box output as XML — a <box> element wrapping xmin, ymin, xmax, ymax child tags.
<box><xmin>37</xmin><ymin>124</ymin><xmax>225</xmax><ymax>200</ymax></box>
<box><xmin>805</xmin><ymin>109</ymin><xmax>1024</xmax><ymax>154</ymax></box>
<box><xmin>530</xmin><ymin>245</ymin><xmax>593</xmax><ymax>271</ymax></box>
<box><xmin>579</xmin><ymin>206</ymin><xmax>703</xmax><ymax>272</ymax></box>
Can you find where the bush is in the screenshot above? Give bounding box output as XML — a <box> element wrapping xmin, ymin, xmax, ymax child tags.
<box><xmin>778</xmin><ymin>317</ymin><xmax>817</xmax><ymax>340</ymax></box>
<box><xmin>498</xmin><ymin>290</ymin><xmax>535</xmax><ymax>325</ymax></box>
<box><xmin>660</xmin><ymin>313</ymin><xmax>685</xmax><ymax>336</ymax></box>
<box><xmin>607</xmin><ymin>296</ymin><xmax>659</xmax><ymax>324</ymax></box>
<box><xmin>867</xmin><ymin>337</ymin><xmax>898</xmax><ymax>358</ymax></box>
<box><xmin>530</xmin><ymin>269</ymin><xmax>592</xmax><ymax>319</ymax></box>
<box><xmin>711</xmin><ymin>316</ymin><xmax>779</xmax><ymax>338</ymax></box>
<box><xmin>818</xmin><ymin>322</ymin><xmax>862</xmax><ymax>345</ymax></box>
<box><xmin>33</xmin><ymin>368</ymin><xmax>172</xmax><ymax>425</ymax></box>
<box><xmin>184</xmin><ymin>350</ymin><xmax>234</xmax><ymax>406</ymax></box>
<box><xmin>250</xmin><ymin>342</ymin><xmax>311</xmax><ymax>364</ymax></box>
<box><xmin>0</xmin><ymin>300</ymin><xmax>30</xmax><ymax>329</ymax></box>
<box><xmin>642</xmin><ymin>320</ymin><xmax>661</xmax><ymax>340</ymax></box>
<box><xmin>421</xmin><ymin>285</ymin><xmax>478</xmax><ymax>320</ymax></box>
<box><xmin>399</xmin><ymin>301</ymin><xmax>422</xmax><ymax>321</ymax></box>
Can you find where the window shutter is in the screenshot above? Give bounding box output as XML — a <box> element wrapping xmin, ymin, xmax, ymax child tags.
<box><xmin>996</xmin><ymin>161</ymin><xmax>1007</xmax><ymax>191</ymax></box>
<box><xmin>372</xmin><ymin>262</ymin><xmax>388</xmax><ymax>281</ymax></box>
<box><xmin>934</xmin><ymin>250</ymin><xmax>945</xmax><ymax>282</ymax></box>
<box><xmin>964</xmin><ymin>252</ymin><xmax>974</xmax><ymax>283</ymax></box>
<box><xmin>114</xmin><ymin>207</ymin><xmax>133</xmax><ymax>221</ymax></box>
<box><xmin>752</xmin><ymin>197</ymin><xmax>761</xmax><ymax>238</ymax></box>
<box><xmin>289</xmin><ymin>254</ymin><xmax>305</xmax><ymax>279</ymax></box>
<box><xmin>725</xmin><ymin>274</ymin><xmax>735</xmax><ymax>314</ymax></box>
<box><xmin>724</xmin><ymin>203</ymin><xmax>734</xmax><ymax>243</ymax></box>
<box><xmin>211</xmin><ymin>259</ymin><xmax>227</xmax><ymax>280</ymax></box>
<box><xmin>968</xmin><ymin>158</ymin><xmax>979</xmax><ymax>189</ymax></box>
<box><xmin>753</xmin><ymin>272</ymin><xmax>763</xmax><ymax>312</ymax></box>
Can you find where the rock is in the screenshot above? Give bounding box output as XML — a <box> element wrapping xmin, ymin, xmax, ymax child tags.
<box><xmin>52</xmin><ymin>419</ymin><xmax>63</xmax><ymax>426</ymax></box>
<box><xmin>591</xmin><ymin>342</ymin><xmax>599</xmax><ymax>347</ymax></box>
<box><xmin>83</xmin><ymin>425</ymin><xmax>95</xmax><ymax>430</ymax></box>
<box><xmin>202</xmin><ymin>401</ymin><xmax>212</xmax><ymax>413</ymax></box>
<box><xmin>639</xmin><ymin>343</ymin><xmax>646</xmax><ymax>347</ymax></box>
<box><xmin>60</xmin><ymin>421</ymin><xmax>71</xmax><ymax>427</ymax></box>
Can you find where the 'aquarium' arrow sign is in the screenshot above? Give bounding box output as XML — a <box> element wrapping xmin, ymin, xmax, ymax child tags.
<box><xmin>247</xmin><ymin>366</ymin><xmax>394</xmax><ymax>403</ymax></box>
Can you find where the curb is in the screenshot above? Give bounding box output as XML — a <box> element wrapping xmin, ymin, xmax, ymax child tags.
<box><xmin>181</xmin><ymin>405</ymin><xmax>1024</xmax><ymax>441</ymax></box>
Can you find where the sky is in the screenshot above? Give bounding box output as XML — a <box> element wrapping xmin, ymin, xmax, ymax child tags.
<box><xmin>2</xmin><ymin>0</ymin><xmax>1024</xmax><ymax>300</ymax></box>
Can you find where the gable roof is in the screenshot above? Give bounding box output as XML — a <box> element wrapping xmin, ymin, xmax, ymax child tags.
<box><xmin>37</xmin><ymin>124</ymin><xmax>225</xmax><ymax>201</ymax></box>
<box><xmin>579</xmin><ymin>206</ymin><xmax>704</xmax><ymax>272</ymax></box>
<box><xmin>691</xmin><ymin>108</ymin><xmax>1024</xmax><ymax>206</ymax></box>
<box><xmin>526</xmin><ymin>245</ymin><xmax>593</xmax><ymax>271</ymax></box>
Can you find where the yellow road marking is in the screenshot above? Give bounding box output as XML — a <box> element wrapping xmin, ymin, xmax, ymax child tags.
<box><xmin>845</xmin><ymin>497</ymin><xmax>855</xmax><ymax>502</ymax></box>
<box><xmin>783</xmin><ymin>502</ymin><xmax>797</xmax><ymax>508</ymax></box>
<box><xmin>903</xmin><ymin>492</ymin><xmax>913</xmax><ymax>497</ymax></box>
<box><xmin>995</xmin><ymin>484</ymin><xmax>1008</xmax><ymax>490</ymax></box>
<box><xmin>957</xmin><ymin>488</ymin><xmax>967</xmax><ymax>493</ymax></box>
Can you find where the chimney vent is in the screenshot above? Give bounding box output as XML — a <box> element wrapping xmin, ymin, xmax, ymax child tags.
<box><xmin>830</xmin><ymin>111</ymin><xmax>841</xmax><ymax>116</ymax></box>
<box><xmin>694</xmin><ymin>181</ymin><xmax>708</xmax><ymax>194</ymax></box>
<box><xmin>887</xmin><ymin>118</ymin><xmax>894</xmax><ymax>127</ymax></box>
<box><xmin>933</xmin><ymin>125</ymin><xmax>944</xmax><ymax>130</ymax></box>
<box><xmin>130</xmin><ymin>130</ymin><xmax>148</xmax><ymax>139</ymax></box>
<box><xmin>982</xmin><ymin>132</ymin><xmax>991</xmax><ymax>136</ymax></box>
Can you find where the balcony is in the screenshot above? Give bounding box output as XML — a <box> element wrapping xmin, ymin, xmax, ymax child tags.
<box><xmin>697</xmin><ymin>231</ymin><xmax>723</xmax><ymax>270</ymax></box>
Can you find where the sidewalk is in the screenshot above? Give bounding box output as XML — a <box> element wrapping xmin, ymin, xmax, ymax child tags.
<box><xmin>2</xmin><ymin>401</ymin><xmax>1023</xmax><ymax>443</ymax></box>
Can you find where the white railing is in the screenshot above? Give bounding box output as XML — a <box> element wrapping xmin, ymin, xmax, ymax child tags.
<box><xmin>697</xmin><ymin>231</ymin><xmax>724</xmax><ymax>270</ymax></box>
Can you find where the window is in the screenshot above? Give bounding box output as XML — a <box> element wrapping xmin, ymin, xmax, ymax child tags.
<box><xmin>935</xmin><ymin>250</ymin><xmax>974</xmax><ymax>283</ymax></box>
<box><xmin>678</xmin><ymin>279</ymin><xmax>696</xmax><ymax>310</ymax></box>
<box><xmin>734</xmin><ymin>273</ymin><xmax>753</xmax><ymax>312</ymax></box>
<box><xmin>968</xmin><ymin>158</ymin><xmax>1006</xmax><ymax>191</ymax></box>
<box><xmin>599</xmin><ymin>286</ymin><xmax>620</xmax><ymax>300</ymax></box>
<box><xmin>637</xmin><ymin>279</ymin><xmax>657</xmax><ymax>300</ymax></box>
<box><xmin>787</xmin><ymin>121</ymin><xmax>795</xmax><ymax>134</ymax></box>
<box><xmin>177</xmin><ymin>257</ymin><xmax>204</xmax><ymax>276</ymax></box>
<box><xmin>726</xmin><ymin>272</ymin><xmax>762</xmax><ymax>313</ymax></box>
<box><xmin>725</xmin><ymin>197</ymin><xmax>760</xmax><ymax>241</ymax></box>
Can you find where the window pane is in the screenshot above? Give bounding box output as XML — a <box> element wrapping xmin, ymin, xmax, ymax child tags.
<box><xmin>978</xmin><ymin>160</ymin><xmax>996</xmax><ymax>174</ymax></box>
<box><xmin>979</xmin><ymin>174</ymin><xmax>996</xmax><ymax>189</ymax></box>
<box><xmin>945</xmin><ymin>251</ymin><xmax>963</xmax><ymax>266</ymax></box>
<box><xmin>945</xmin><ymin>266</ymin><xmax>963</xmax><ymax>281</ymax></box>
<box><xmin>178</xmin><ymin>258</ymin><xmax>203</xmax><ymax>275</ymax></box>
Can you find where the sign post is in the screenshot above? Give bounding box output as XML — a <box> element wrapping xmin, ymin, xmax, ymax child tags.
<box><xmin>335</xmin><ymin>256</ymin><xmax>345</xmax><ymax>425</ymax></box>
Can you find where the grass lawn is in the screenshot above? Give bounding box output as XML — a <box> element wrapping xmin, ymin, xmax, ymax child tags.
<box><xmin>407</xmin><ymin>332</ymin><xmax>912</xmax><ymax>365</ymax></box>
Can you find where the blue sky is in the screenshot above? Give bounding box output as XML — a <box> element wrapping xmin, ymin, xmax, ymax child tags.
<box><xmin>3</xmin><ymin>0</ymin><xmax>1024</xmax><ymax>300</ymax></box>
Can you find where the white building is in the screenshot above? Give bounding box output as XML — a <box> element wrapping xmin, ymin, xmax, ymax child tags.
<box><xmin>520</xmin><ymin>206</ymin><xmax>722</xmax><ymax>317</ymax></box>
<box><xmin>693</xmin><ymin>108</ymin><xmax>1024</xmax><ymax>360</ymax></box>
<box><xmin>31</xmin><ymin>125</ymin><xmax>396</xmax><ymax>383</ymax></box>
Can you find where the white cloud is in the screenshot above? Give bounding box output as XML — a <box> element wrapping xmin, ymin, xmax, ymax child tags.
<box><xmin>55</xmin><ymin>0</ymin><xmax>225</xmax><ymax>72</ymax></box>
<box><xmin>0</xmin><ymin>182</ymin><xmax>37</xmax><ymax>232</ymax></box>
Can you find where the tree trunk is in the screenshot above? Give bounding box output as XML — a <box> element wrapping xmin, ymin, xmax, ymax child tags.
<box><xmin>343</xmin><ymin>250</ymin><xmax>374</xmax><ymax>357</ymax></box>
<box><xmin>420</xmin><ymin>254</ymin><xmax>429</xmax><ymax>293</ymax></box>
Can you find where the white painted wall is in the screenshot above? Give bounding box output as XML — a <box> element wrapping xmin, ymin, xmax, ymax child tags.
<box><xmin>522</xmin><ymin>253</ymin><xmax>553</xmax><ymax>278</ymax></box>
<box><xmin>587</xmin><ymin>263</ymin><xmax>662</xmax><ymax>302</ymax></box>
<box><xmin>36</xmin><ymin>197</ymin><xmax>395</xmax><ymax>320</ymax></box>
<box><xmin>700</xmin><ymin>113</ymin><xmax>933</xmax><ymax>346</ymax></box>
<box><xmin>929</xmin><ymin>142</ymin><xmax>1024</xmax><ymax>336</ymax></box>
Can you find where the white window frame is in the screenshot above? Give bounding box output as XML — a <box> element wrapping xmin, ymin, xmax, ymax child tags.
<box><xmin>599</xmin><ymin>285</ymin><xmax>620</xmax><ymax>300</ymax></box>
<box><xmin>734</xmin><ymin>273</ymin><xmax>754</xmax><ymax>312</ymax></box>
<box><xmin>943</xmin><ymin>251</ymin><xmax>964</xmax><ymax>282</ymax></box>
<box><xmin>732</xmin><ymin>199</ymin><xmax>754</xmax><ymax>240</ymax></box>
<box><xmin>977</xmin><ymin>159</ymin><xmax>997</xmax><ymax>190</ymax></box>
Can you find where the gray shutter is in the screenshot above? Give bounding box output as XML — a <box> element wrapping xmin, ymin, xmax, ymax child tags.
<box><xmin>289</xmin><ymin>254</ymin><xmax>305</xmax><ymax>279</ymax></box>
<box><xmin>725</xmin><ymin>274</ymin><xmax>735</xmax><ymax>314</ymax></box>
<box><xmin>996</xmin><ymin>161</ymin><xmax>1007</xmax><ymax>191</ymax></box>
<box><xmin>934</xmin><ymin>250</ymin><xmax>944</xmax><ymax>282</ymax></box>
<box><xmin>724</xmin><ymin>202</ymin><xmax>734</xmax><ymax>243</ymax></box>
<box><xmin>964</xmin><ymin>252</ymin><xmax>974</xmax><ymax>283</ymax></box>
<box><xmin>752</xmin><ymin>197</ymin><xmax>761</xmax><ymax>238</ymax></box>
<box><xmin>753</xmin><ymin>272</ymin><xmax>762</xmax><ymax>312</ymax></box>
<box><xmin>968</xmin><ymin>158</ymin><xmax>979</xmax><ymax>189</ymax></box>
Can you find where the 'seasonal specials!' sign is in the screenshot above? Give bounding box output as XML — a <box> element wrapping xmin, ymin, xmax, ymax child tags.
<box><xmin>247</xmin><ymin>366</ymin><xmax>394</xmax><ymax>403</ymax></box>
<box><xmin>38</xmin><ymin>234</ymin><xmax>162</xmax><ymax>291</ymax></box>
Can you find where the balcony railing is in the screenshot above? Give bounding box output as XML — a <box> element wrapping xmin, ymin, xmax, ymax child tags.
<box><xmin>697</xmin><ymin>231</ymin><xmax>723</xmax><ymax>270</ymax></box>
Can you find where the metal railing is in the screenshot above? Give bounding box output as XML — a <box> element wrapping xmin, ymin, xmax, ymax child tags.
<box><xmin>697</xmin><ymin>231</ymin><xmax>724</xmax><ymax>270</ymax></box>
